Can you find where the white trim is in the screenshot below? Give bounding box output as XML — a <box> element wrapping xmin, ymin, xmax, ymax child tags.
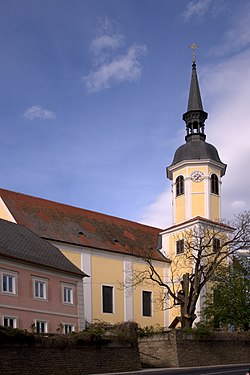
<box><xmin>123</xmin><ymin>260</ymin><xmax>133</xmax><ymax>321</ymax></box>
<box><xmin>163</xmin><ymin>268</ymin><xmax>169</xmax><ymax>328</ymax></box>
<box><xmin>171</xmin><ymin>182</ymin><xmax>176</xmax><ymax>224</ymax></box>
<box><xmin>82</xmin><ymin>252</ymin><xmax>92</xmax><ymax>322</ymax></box>
<box><xmin>61</xmin><ymin>283</ymin><xmax>75</xmax><ymax>305</ymax></box>
<box><xmin>160</xmin><ymin>217</ymin><xmax>233</xmax><ymax>236</ymax></box>
<box><xmin>167</xmin><ymin>159</ymin><xmax>226</xmax><ymax>175</ymax></box>
<box><xmin>0</xmin><ymin>257</ymin><xmax>82</xmax><ymax>281</ymax></box>
<box><xmin>0</xmin><ymin>303</ymin><xmax>79</xmax><ymax>318</ymax></box>
<box><xmin>2</xmin><ymin>315</ymin><xmax>17</xmax><ymax>328</ymax></box>
<box><xmin>204</xmin><ymin>175</ymin><xmax>210</xmax><ymax>219</ymax></box>
<box><xmin>32</xmin><ymin>276</ymin><xmax>48</xmax><ymax>301</ymax></box>
<box><xmin>35</xmin><ymin>319</ymin><xmax>48</xmax><ymax>333</ymax></box>
<box><xmin>1</xmin><ymin>269</ymin><xmax>18</xmax><ymax>296</ymax></box>
<box><xmin>63</xmin><ymin>323</ymin><xmax>75</xmax><ymax>333</ymax></box>
<box><xmin>186</xmin><ymin>170</ymin><xmax>191</xmax><ymax>220</ymax></box>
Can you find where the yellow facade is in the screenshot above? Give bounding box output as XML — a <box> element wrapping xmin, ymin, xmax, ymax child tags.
<box><xmin>132</xmin><ymin>263</ymin><xmax>166</xmax><ymax>327</ymax></box>
<box><xmin>172</xmin><ymin>164</ymin><xmax>222</xmax><ymax>224</ymax></box>
<box><xmin>91</xmin><ymin>256</ymin><xmax>125</xmax><ymax>324</ymax></box>
<box><xmin>60</xmin><ymin>246</ymin><xmax>168</xmax><ymax>327</ymax></box>
<box><xmin>61</xmin><ymin>250</ymin><xmax>81</xmax><ymax>269</ymax></box>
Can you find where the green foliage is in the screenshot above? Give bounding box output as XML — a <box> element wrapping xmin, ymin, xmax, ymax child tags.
<box><xmin>203</xmin><ymin>257</ymin><xmax>250</xmax><ymax>331</ymax></box>
<box><xmin>0</xmin><ymin>326</ymin><xmax>35</xmax><ymax>345</ymax></box>
<box><xmin>0</xmin><ymin>322</ymin><xmax>138</xmax><ymax>347</ymax></box>
<box><xmin>85</xmin><ymin>321</ymin><xmax>138</xmax><ymax>343</ymax></box>
<box><xmin>182</xmin><ymin>322</ymin><xmax>214</xmax><ymax>340</ymax></box>
<box><xmin>137</xmin><ymin>324</ymin><xmax>164</xmax><ymax>337</ymax></box>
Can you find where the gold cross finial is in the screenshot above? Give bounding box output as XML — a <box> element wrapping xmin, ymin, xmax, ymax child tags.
<box><xmin>189</xmin><ymin>42</ymin><xmax>199</xmax><ymax>63</ymax></box>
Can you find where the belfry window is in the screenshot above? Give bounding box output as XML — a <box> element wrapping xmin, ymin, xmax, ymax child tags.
<box><xmin>176</xmin><ymin>239</ymin><xmax>184</xmax><ymax>255</ymax></box>
<box><xmin>212</xmin><ymin>238</ymin><xmax>220</xmax><ymax>253</ymax></box>
<box><xmin>211</xmin><ymin>174</ymin><xmax>219</xmax><ymax>195</ymax></box>
<box><xmin>176</xmin><ymin>176</ymin><xmax>184</xmax><ymax>196</ymax></box>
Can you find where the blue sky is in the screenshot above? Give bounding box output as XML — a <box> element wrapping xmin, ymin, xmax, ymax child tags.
<box><xmin>1</xmin><ymin>0</ymin><xmax>250</xmax><ymax>228</ymax></box>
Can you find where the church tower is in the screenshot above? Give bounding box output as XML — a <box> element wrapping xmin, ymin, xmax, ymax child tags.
<box><xmin>167</xmin><ymin>49</ymin><xmax>226</xmax><ymax>225</ymax></box>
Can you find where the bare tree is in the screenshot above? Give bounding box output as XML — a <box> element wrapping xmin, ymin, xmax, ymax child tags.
<box><xmin>128</xmin><ymin>212</ymin><xmax>250</xmax><ymax>329</ymax></box>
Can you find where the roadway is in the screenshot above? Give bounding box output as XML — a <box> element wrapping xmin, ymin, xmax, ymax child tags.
<box><xmin>97</xmin><ymin>364</ymin><xmax>250</xmax><ymax>375</ymax></box>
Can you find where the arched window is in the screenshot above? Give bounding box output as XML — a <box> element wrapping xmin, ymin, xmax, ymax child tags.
<box><xmin>211</xmin><ymin>174</ymin><xmax>219</xmax><ymax>195</ymax></box>
<box><xmin>176</xmin><ymin>176</ymin><xmax>184</xmax><ymax>196</ymax></box>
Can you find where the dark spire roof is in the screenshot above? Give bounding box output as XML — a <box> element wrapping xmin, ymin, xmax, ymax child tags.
<box><xmin>166</xmin><ymin>56</ymin><xmax>227</xmax><ymax>179</ymax></box>
<box><xmin>187</xmin><ymin>62</ymin><xmax>203</xmax><ymax>111</ymax></box>
<box><xmin>182</xmin><ymin>60</ymin><xmax>208</xmax><ymax>142</ymax></box>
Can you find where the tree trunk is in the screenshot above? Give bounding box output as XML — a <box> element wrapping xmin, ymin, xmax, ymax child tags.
<box><xmin>180</xmin><ymin>273</ymin><xmax>197</xmax><ymax>329</ymax></box>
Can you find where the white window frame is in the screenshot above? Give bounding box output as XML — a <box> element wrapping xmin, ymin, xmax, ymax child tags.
<box><xmin>35</xmin><ymin>320</ymin><xmax>48</xmax><ymax>333</ymax></box>
<box><xmin>64</xmin><ymin>323</ymin><xmax>75</xmax><ymax>334</ymax></box>
<box><xmin>1</xmin><ymin>270</ymin><xmax>18</xmax><ymax>295</ymax></box>
<box><xmin>142</xmin><ymin>290</ymin><xmax>153</xmax><ymax>317</ymax></box>
<box><xmin>62</xmin><ymin>284</ymin><xmax>74</xmax><ymax>305</ymax></box>
<box><xmin>33</xmin><ymin>277</ymin><xmax>48</xmax><ymax>301</ymax></box>
<box><xmin>102</xmin><ymin>284</ymin><xmax>114</xmax><ymax>314</ymax></box>
<box><xmin>3</xmin><ymin>316</ymin><xmax>17</xmax><ymax>328</ymax></box>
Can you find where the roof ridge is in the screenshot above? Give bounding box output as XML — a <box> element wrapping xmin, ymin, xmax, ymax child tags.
<box><xmin>0</xmin><ymin>188</ymin><xmax>162</xmax><ymax>231</ymax></box>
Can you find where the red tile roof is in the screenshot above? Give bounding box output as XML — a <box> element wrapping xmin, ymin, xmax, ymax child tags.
<box><xmin>0</xmin><ymin>188</ymin><xmax>169</xmax><ymax>262</ymax></box>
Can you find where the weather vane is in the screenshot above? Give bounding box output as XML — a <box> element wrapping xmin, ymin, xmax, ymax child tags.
<box><xmin>189</xmin><ymin>42</ymin><xmax>199</xmax><ymax>63</ymax></box>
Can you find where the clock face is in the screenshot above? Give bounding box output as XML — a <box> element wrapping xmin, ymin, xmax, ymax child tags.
<box><xmin>191</xmin><ymin>170</ymin><xmax>205</xmax><ymax>183</ymax></box>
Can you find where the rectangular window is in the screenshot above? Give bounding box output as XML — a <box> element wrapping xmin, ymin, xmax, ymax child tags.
<box><xmin>1</xmin><ymin>270</ymin><xmax>18</xmax><ymax>295</ymax></box>
<box><xmin>102</xmin><ymin>285</ymin><xmax>113</xmax><ymax>313</ymax></box>
<box><xmin>64</xmin><ymin>324</ymin><xmax>74</xmax><ymax>334</ymax></box>
<box><xmin>176</xmin><ymin>239</ymin><xmax>184</xmax><ymax>255</ymax></box>
<box><xmin>142</xmin><ymin>291</ymin><xmax>152</xmax><ymax>317</ymax></box>
<box><xmin>63</xmin><ymin>286</ymin><xmax>73</xmax><ymax>304</ymax></box>
<box><xmin>36</xmin><ymin>320</ymin><xmax>47</xmax><ymax>333</ymax></box>
<box><xmin>3</xmin><ymin>316</ymin><xmax>17</xmax><ymax>328</ymax></box>
<box><xmin>33</xmin><ymin>278</ymin><xmax>47</xmax><ymax>300</ymax></box>
<box><xmin>3</xmin><ymin>274</ymin><xmax>15</xmax><ymax>294</ymax></box>
<box><xmin>213</xmin><ymin>238</ymin><xmax>220</xmax><ymax>253</ymax></box>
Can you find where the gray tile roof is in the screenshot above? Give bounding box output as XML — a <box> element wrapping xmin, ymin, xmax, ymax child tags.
<box><xmin>0</xmin><ymin>218</ymin><xmax>85</xmax><ymax>277</ymax></box>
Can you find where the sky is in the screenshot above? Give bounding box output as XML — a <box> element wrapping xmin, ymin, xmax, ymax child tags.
<box><xmin>0</xmin><ymin>0</ymin><xmax>250</xmax><ymax>229</ymax></box>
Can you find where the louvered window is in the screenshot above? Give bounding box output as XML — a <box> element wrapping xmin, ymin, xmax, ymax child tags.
<box><xmin>211</xmin><ymin>174</ymin><xmax>219</xmax><ymax>195</ymax></box>
<box><xmin>213</xmin><ymin>238</ymin><xmax>220</xmax><ymax>253</ymax></box>
<box><xmin>176</xmin><ymin>176</ymin><xmax>184</xmax><ymax>196</ymax></box>
<box><xmin>176</xmin><ymin>239</ymin><xmax>184</xmax><ymax>255</ymax></box>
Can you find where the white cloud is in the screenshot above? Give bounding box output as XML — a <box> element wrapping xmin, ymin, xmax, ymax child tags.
<box><xmin>139</xmin><ymin>189</ymin><xmax>172</xmax><ymax>229</ymax></box>
<box><xmin>83</xmin><ymin>17</ymin><xmax>147</xmax><ymax>93</ymax></box>
<box><xmin>212</xmin><ymin>3</ymin><xmax>250</xmax><ymax>57</ymax></box>
<box><xmin>83</xmin><ymin>44</ymin><xmax>147</xmax><ymax>93</ymax></box>
<box><xmin>201</xmin><ymin>47</ymin><xmax>250</xmax><ymax>219</ymax></box>
<box><xmin>23</xmin><ymin>106</ymin><xmax>56</xmax><ymax>121</ymax></box>
<box><xmin>182</xmin><ymin>0</ymin><xmax>213</xmax><ymax>21</ymax></box>
<box><xmin>90</xmin><ymin>34</ymin><xmax>123</xmax><ymax>55</ymax></box>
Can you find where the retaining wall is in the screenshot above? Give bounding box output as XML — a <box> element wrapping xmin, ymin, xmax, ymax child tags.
<box><xmin>139</xmin><ymin>331</ymin><xmax>250</xmax><ymax>368</ymax></box>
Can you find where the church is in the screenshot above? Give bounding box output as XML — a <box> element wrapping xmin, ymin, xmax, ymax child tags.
<box><xmin>0</xmin><ymin>53</ymin><xmax>228</xmax><ymax>331</ymax></box>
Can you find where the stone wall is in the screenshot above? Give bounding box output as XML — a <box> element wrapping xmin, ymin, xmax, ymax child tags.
<box><xmin>139</xmin><ymin>331</ymin><xmax>250</xmax><ymax>368</ymax></box>
<box><xmin>0</xmin><ymin>341</ymin><xmax>141</xmax><ymax>375</ymax></box>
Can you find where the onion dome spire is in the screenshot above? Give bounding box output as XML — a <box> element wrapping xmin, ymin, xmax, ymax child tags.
<box><xmin>182</xmin><ymin>43</ymin><xmax>208</xmax><ymax>142</ymax></box>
